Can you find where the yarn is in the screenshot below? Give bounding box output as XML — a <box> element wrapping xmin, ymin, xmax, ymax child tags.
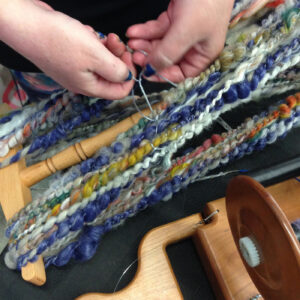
<box><xmin>1</xmin><ymin>0</ymin><xmax>300</xmax><ymax>271</ymax></box>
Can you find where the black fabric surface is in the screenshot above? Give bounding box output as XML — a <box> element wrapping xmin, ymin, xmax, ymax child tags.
<box><xmin>0</xmin><ymin>94</ymin><xmax>299</xmax><ymax>300</ymax></box>
<box><xmin>0</xmin><ymin>0</ymin><xmax>169</xmax><ymax>71</ymax></box>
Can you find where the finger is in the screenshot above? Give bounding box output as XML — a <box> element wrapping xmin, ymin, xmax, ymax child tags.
<box><xmin>86</xmin><ymin>52</ymin><xmax>135</xmax><ymax>99</ymax></box>
<box><xmin>120</xmin><ymin>50</ymin><xmax>136</xmax><ymax>78</ymax></box>
<box><xmin>178</xmin><ymin>47</ymin><xmax>212</xmax><ymax>78</ymax></box>
<box><xmin>132</xmin><ymin>51</ymin><xmax>147</xmax><ymax>66</ymax></box>
<box><xmin>106</xmin><ymin>33</ymin><xmax>126</xmax><ymax>58</ymax></box>
<box><xmin>90</xmin><ymin>42</ymin><xmax>131</xmax><ymax>83</ymax></box>
<box><xmin>84</xmin><ymin>25</ymin><xmax>107</xmax><ymax>44</ymax></box>
<box><xmin>126</xmin><ymin>11</ymin><xmax>170</xmax><ymax>40</ymax></box>
<box><xmin>128</xmin><ymin>39</ymin><xmax>153</xmax><ymax>54</ymax></box>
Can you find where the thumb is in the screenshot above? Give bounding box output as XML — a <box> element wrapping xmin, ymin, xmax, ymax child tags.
<box><xmin>92</xmin><ymin>43</ymin><xmax>131</xmax><ymax>83</ymax></box>
<box><xmin>146</xmin><ymin>19</ymin><xmax>201</xmax><ymax>72</ymax></box>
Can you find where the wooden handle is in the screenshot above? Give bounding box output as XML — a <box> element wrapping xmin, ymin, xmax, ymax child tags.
<box><xmin>77</xmin><ymin>213</ymin><xmax>202</xmax><ymax>300</ymax></box>
<box><xmin>20</xmin><ymin>104</ymin><xmax>162</xmax><ymax>187</ymax></box>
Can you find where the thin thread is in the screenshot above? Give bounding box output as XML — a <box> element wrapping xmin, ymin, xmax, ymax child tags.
<box><xmin>217</xmin><ymin>117</ymin><xmax>232</xmax><ymax>131</ymax></box>
<box><xmin>195</xmin><ymin>169</ymin><xmax>247</xmax><ymax>181</ymax></box>
<box><xmin>113</xmin><ymin>258</ymin><xmax>138</xmax><ymax>292</ymax></box>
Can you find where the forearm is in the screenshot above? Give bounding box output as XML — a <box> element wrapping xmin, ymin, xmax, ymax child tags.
<box><xmin>0</xmin><ymin>0</ymin><xmax>62</xmax><ymax>68</ymax></box>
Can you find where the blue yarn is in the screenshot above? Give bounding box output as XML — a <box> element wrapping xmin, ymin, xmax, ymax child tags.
<box><xmin>83</xmin><ymin>202</ymin><xmax>98</xmax><ymax>223</ymax></box>
<box><xmin>236</xmin><ymin>81</ymin><xmax>251</xmax><ymax>99</ymax></box>
<box><xmin>224</xmin><ymin>85</ymin><xmax>238</xmax><ymax>103</ymax></box>
<box><xmin>10</xmin><ymin>152</ymin><xmax>21</xmax><ymax>164</ymax></box>
<box><xmin>56</xmin><ymin>220</ymin><xmax>70</xmax><ymax>239</ymax></box>
<box><xmin>73</xmin><ymin>240</ymin><xmax>98</xmax><ymax>262</ymax></box>
<box><xmin>53</xmin><ymin>242</ymin><xmax>77</xmax><ymax>267</ymax></box>
<box><xmin>171</xmin><ymin>175</ymin><xmax>182</xmax><ymax>187</ymax></box>
<box><xmin>157</xmin><ymin>119</ymin><xmax>170</xmax><ymax>133</ymax></box>
<box><xmin>26</xmin><ymin>99</ymin><xmax>104</xmax><ymax>155</ymax></box>
<box><xmin>112</xmin><ymin>142</ymin><xmax>123</xmax><ymax>154</ymax></box>
<box><xmin>194</xmin><ymin>99</ymin><xmax>206</xmax><ymax>112</ymax></box>
<box><xmin>83</xmin><ymin>225</ymin><xmax>105</xmax><ymax>243</ymax></box>
<box><xmin>247</xmin><ymin>39</ymin><xmax>254</xmax><ymax>48</ymax></box>
<box><xmin>186</xmin><ymin>89</ymin><xmax>197</xmax><ymax>99</ymax></box>
<box><xmin>36</xmin><ymin>239</ymin><xmax>48</xmax><ymax>255</ymax></box>
<box><xmin>98</xmin><ymin>193</ymin><xmax>111</xmax><ymax>210</ymax></box>
<box><xmin>215</xmin><ymin>97</ymin><xmax>224</xmax><ymax>110</ymax></box>
<box><xmin>208</xmin><ymin>72</ymin><xmax>221</xmax><ymax>83</ymax></box>
<box><xmin>169</xmin><ymin>112</ymin><xmax>181</xmax><ymax>124</ymax></box>
<box><xmin>81</xmin><ymin>110</ymin><xmax>90</xmax><ymax>122</ymax></box>
<box><xmin>131</xmin><ymin>133</ymin><xmax>145</xmax><ymax>149</ymax></box>
<box><xmin>5</xmin><ymin>223</ymin><xmax>16</xmax><ymax>238</ymax></box>
<box><xmin>158</xmin><ymin>182</ymin><xmax>173</xmax><ymax>198</ymax></box>
<box><xmin>145</xmin><ymin>125</ymin><xmax>157</xmax><ymax>140</ymax></box>
<box><xmin>69</xmin><ymin>211</ymin><xmax>84</xmax><ymax>231</ymax></box>
<box><xmin>181</xmin><ymin>106</ymin><xmax>193</xmax><ymax>122</ymax></box>
<box><xmin>291</xmin><ymin>38</ymin><xmax>299</xmax><ymax>49</ymax></box>
<box><xmin>266</xmin><ymin>57</ymin><xmax>275</xmax><ymax>70</ymax></box>
<box><xmin>110</xmin><ymin>188</ymin><xmax>121</xmax><ymax>201</ymax></box>
<box><xmin>17</xmin><ymin>253</ymin><xmax>30</xmax><ymax>270</ymax></box>
<box><xmin>254</xmin><ymin>64</ymin><xmax>266</xmax><ymax>80</ymax></box>
<box><xmin>110</xmin><ymin>214</ymin><xmax>122</xmax><ymax>225</ymax></box>
<box><xmin>103</xmin><ymin>219</ymin><xmax>113</xmax><ymax>233</ymax></box>
<box><xmin>45</xmin><ymin>232</ymin><xmax>57</xmax><ymax>248</ymax></box>
<box><xmin>28</xmin><ymin>255</ymin><xmax>38</xmax><ymax>263</ymax></box>
<box><xmin>80</xmin><ymin>159</ymin><xmax>94</xmax><ymax>174</ymax></box>
<box><xmin>196</xmin><ymin>81</ymin><xmax>213</xmax><ymax>95</ymax></box>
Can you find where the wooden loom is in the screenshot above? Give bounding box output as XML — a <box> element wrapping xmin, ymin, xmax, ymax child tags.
<box><xmin>0</xmin><ymin>96</ymin><xmax>299</xmax><ymax>298</ymax></box>
<box><xmin>77</xmin><ymin>175</ymin><xmax>300</xmax><ymax>300</ymax></box>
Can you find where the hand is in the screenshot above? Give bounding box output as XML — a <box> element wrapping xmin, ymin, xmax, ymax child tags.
<box><xmin>0</xmin><ymin>0</ymin><xmax>135</xmax><ymax>99</ymax></box>
<box><xmin>126</xmin><ymin>0</ymin><xmax>234</xmax><ymax>82</ymax></box>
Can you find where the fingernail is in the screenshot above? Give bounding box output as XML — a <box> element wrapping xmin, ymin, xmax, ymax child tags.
<box><xmin>97</xmin><ymin>32</ymin><xmax>106</xmax><ymax>39</ymax></box>
<box><xmin>143</xmin><ymin>64</ymin><xmax>156</xmax><ymax>77</ymax></box>
<box><xmin>125</xmin><ymin>70</ymin><xmax>132</xmax><ymax>82</ymax></box>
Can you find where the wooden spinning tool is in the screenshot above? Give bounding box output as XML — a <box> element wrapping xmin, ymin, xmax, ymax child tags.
<box><xmin>78</xmin><ymin>175</ymin><xmax>300</xmax><ymax>300</ymax></box>
<box><xmin>0</xmin><ymin>105</ymin><xmax>161</xmax><ymax>285</ymax></box>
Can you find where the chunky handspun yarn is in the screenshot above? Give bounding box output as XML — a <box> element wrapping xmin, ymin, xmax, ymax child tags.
<box><xmin>2</xmin><ymin>0</ymin><xmax>300</xmax><ymax>270</ymax></box>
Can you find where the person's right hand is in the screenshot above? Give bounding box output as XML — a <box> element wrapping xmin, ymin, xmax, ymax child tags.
<box><xmin>0</xmin><ymin>0</ymin><xmax>135</xmax><ymax>100</ymax></box>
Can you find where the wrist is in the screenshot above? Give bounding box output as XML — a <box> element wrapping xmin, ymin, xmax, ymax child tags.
<box><xmin>0</xmin><ymin>0</ymin><xmax>49</xmax><ymax>63</ymax></box>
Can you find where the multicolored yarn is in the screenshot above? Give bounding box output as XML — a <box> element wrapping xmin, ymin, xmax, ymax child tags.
<box><xmin>1</xmin><ymin>0</ymin><xmax>300</xmax><ymax>270</ymax></box>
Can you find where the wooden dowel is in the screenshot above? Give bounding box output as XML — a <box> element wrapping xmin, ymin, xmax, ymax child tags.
<box><xmin>21</xmin><ymin>256</ymin><xmax>46</xmax><ymax>286</ymax></box>
<box><xmin>20</xmin><ymin>103</ymin><xmax>163</xmax><ymax>188</ymax></box>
